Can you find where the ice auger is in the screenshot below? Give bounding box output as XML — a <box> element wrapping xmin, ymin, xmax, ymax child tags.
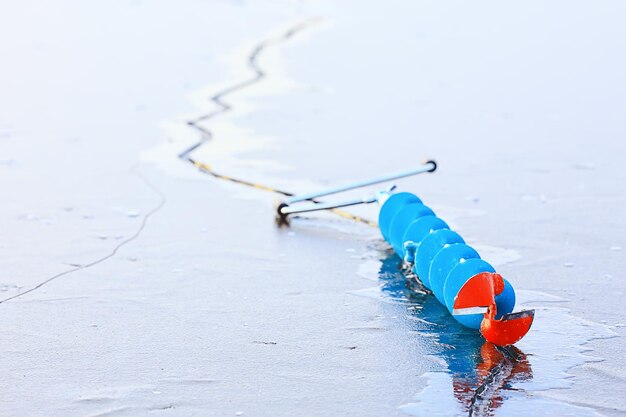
<box><xmin>277</xmin><ymin>161</ymin><xmax>535</xmax><ymax>346</ymax></box>
<box><xmin>378</xmin><ymin>191</ymin><xmax>534</xmax><ymax>346</ymax></box>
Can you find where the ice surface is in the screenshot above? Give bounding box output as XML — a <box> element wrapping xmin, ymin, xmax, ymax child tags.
<box><xmin>1</xmin><ymin>0</ymin><xmax>625</xmax><ymax>416</ymax></box>
<box><xmin>356</xmin><ymin>250</ymin><xmax>617</xmax><ymax>416</ymax></box>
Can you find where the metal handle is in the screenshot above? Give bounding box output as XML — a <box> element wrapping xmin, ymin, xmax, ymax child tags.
<box><xmin>278</xmin><ymin>195</ymin><xmax>378</xmax><ymax>216</ymax></box>
<box><xmin>284</xmin><ymin>160</ymin><xmax>436</xmax><ymax>205</ymax></box>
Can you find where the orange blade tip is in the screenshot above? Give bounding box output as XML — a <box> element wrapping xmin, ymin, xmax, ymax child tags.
<box><xmin>480</xmin><ymin>309</ymin><xmax>535</xmax><ymax>346</ymax></box>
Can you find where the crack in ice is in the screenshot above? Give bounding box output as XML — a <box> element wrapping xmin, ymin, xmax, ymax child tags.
<box><xmin>0</xmin><ymin>170</ymin><xmax>166</xmax><ymax>304</ymax></box>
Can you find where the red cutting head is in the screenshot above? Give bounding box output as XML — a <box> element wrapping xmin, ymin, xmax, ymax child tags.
<box><xmin>453</xmin><ymin>272</ymin><xmax>504</xmax><ymax>313</ymax></box>
<box><xmin>453</xmin><ymin>272</ymin><xmax>535</xmax><ymax>346</ymax></box>
<box><xmin>481</xmin><ymin>310</ymin><xmax>535</xmax><ymax>346</ymax></box>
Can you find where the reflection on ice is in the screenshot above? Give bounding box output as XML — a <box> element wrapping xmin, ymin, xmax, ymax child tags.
<box><xmin>377</xmin><ymin>253</ymin><xmax>534</xmax><ymax>416</ymax></box>
<box><xmin>355</xmin><ymin>249</ymin><xmax>613</xmax><ymax>416</ymax></box>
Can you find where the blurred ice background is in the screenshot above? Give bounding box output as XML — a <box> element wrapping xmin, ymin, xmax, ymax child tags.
<box><xmin>1</xmin><ymin>1</ymin><xmax>625</xmax><ymax>416</ymax></box>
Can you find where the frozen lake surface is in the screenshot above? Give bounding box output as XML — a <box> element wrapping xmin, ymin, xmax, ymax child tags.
<box><xmin>1</xmin><ymin>1</ymin><xmax>625</xmax><ymax>416</ymax></box>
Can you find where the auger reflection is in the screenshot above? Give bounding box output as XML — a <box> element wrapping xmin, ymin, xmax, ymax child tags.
<box><xmin>377</xmin><ymin>252</ymin><xmax>533</xmax><ymax>416</ymax></box>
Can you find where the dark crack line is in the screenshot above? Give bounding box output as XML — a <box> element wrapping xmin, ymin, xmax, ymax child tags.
<box><xmin>175</xmin><ymin>18</ymin><xmax>376</xmax><ymax>227</ymax></box>
<box><xmin>468</xmin><ymin>361</ymin><xmax>511</xmax><ymax>417</ymax></box>
<box><xmin>178</xmin><ymin>18</ymin><xmax>321</xmax><ymax>161</ymax></box>
<box><xmin>467</xmin><ymin>346</ymin><xmax>521</xmax><ymax>417</ymax></box>
<box><xmin>0</xmin><ymin>170</ymin><xmax>166</xmax><ymax>304</ymax></box>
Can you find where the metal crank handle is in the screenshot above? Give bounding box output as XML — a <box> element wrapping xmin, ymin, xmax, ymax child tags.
<box><xmin>277</xmin><ymin>195</ymin><xmax>378</xmax><ymax>216</ymax></box>
<box><xmin>283</xmin><ymin>160</ymin><xmax>436</xmax><ymax>205</ymax></box>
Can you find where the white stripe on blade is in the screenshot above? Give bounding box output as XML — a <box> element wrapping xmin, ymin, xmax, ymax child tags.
<box><xmin>452</xmin><ymin>307</ymin><xmax>488</xmax><ymax>316</ymax></box>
